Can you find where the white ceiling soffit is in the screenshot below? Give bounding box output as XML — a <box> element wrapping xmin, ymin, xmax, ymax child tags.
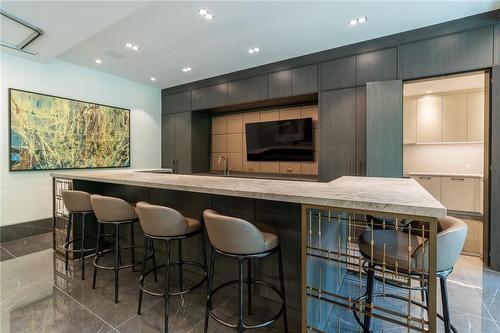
<box><xmin>404</xmin><ymin>73</ymin><xmax>486</xmax><ymax>96</ymax></box>
<box><xmin>1</xmin><ymin>1</ymin><xmax>500</xmax><ymax>88</ymax></box>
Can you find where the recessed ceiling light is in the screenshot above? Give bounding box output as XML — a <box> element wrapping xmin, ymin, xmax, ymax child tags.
<box><xmin>348</xmin><ymin>16</ymin><xmax>367</xmax><ymax>26</ymax></box>
<box><xmin>248</xmin><ymin>47</ymin><xmax>260</xmax><ymax>54</ymax></box>
<box><xmin>95</xmin><ymin>59</ymin><xmax>102</xmax><ymax>64</ymax></box>
<box><xmin>132</xmin><ymin>45</ymin><xmax>140</xmax><ymax>51</ymax></box>
<box><xmin>198</xmin><ymin>8</ymin><xmax>214</xmax><ymax>20</ymax></box>
<box><xmin>150</xmin><ymin>77</ymin><xmax>156</xmax><ymax>81</ymax></box>
<box><xmin>426</xmin><ymin>90</ymin><xmax>432</xmax><ymax>93</ymax></box>
<box><xmin>126</xmin><ymin>43</ymin><xmax>133</xmax><ymax>48</ymax></box>
<box><xmin>182</xmin><ymin>67</ymin><xmax>192</xmax><ymax>72</ymax></box>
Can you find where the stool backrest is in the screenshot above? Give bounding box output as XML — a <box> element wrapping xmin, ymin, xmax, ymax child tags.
<box><xmin>136</xmin><ymin>202</ymin><xmax>188</xmax><ymax>237</ymax></box>
<box><xmin>62</xmin><ymin>190</ymin><xmax>92</xmax><ymax>212</ymax></box>
<box><xmin>414</xmin><ymin>216</ymin><xmax>468</xmax><ymax>272</ymax></box>
<box><xmin>203</xmin><ymin>209</ymin><xmax>265</xmax><ymax>255</ymax></box>
<box><xmin>90</xmin><ymin>194</ymin><xmax>137</xmax><ymax>222</ymax></box>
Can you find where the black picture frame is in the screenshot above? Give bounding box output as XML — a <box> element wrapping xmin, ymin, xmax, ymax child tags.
<box><xmin>8</xmin><ymin>88</ymin><xmax>131</xmax><ymax>172</ymax></box>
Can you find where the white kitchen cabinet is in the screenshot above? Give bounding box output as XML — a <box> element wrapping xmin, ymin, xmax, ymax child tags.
<box><xmin>403</xmin><ymin>97</ymin><xmax>417</xmax><ymax>144</ymax></box>
<box><xmin>476</xmin><ymin>178</ymin><xmax>484</xmax><ymax>214</ymax></box>
<box><xmin>467</xmin><ymin>91</ymin><xmax>484</xmax><ymax>142</ymax></box>
<box><xmin>442</xmin><ymin>176</ymin><xmax>476</xmax><ymax>212</ymax></box>
<box><xmin>417</xmin><ymin>95</ymin><xmax>442</xmax><ymax>143</ymax></box>
<box><xmin>412</xmin><ymin>175</ymin><xmax>442</xmax><ymax>201</ymax></box>
<box><xmin>442</xmin><ymin>93</ymin><xmax>467</xmax><ymax>142</ymax></box>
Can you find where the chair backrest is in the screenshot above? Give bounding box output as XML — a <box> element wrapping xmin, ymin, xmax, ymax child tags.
<box><xmin>62</xmin><ymin>190</ymin><xmax>92</xmax><ymax>212</ymax></box>
<box><xmin>136</xmin><ymin>202</ymin><xmax>188</xmax><ymax>237</ymax></box>
<box><xmin>203</xmin><ymin>209</ymin><xmax>265</xmax><ymax>255</ymax></box>
<box><xmin>414</xmin><ymin>216</ymin><xmax>468</xmax><ymax>272</ymax></box>
<box><xmin>90</xmin><ymin>194</ymin><xmax>137</xmax><ymax>222</ymax></box>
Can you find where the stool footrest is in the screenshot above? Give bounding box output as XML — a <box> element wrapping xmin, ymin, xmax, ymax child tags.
<box><xmin>93</xmin><ymin>245</ymin><xmax>146</xmax><ymax>271</ymax></box>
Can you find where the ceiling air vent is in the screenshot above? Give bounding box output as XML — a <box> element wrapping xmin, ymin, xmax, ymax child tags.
<box><xmin>0</xmin><ymin>10</ymin><xmax>43</xmax><ymax>55</ymax></box>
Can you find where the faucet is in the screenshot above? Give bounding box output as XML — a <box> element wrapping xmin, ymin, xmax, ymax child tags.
<box><xmin>217</xmin><ymin>155</ymin><xmax>229</xmax><ymax>175</ymax></box>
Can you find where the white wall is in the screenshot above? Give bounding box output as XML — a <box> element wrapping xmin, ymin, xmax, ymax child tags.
<box><xmin>403</xmin><ymin>143</ymin><xmax>484</xmax><ymax>175</ymax></box>
<box><xmin>0</xmin><ymin>53</ymin><xmax>161</xmax><ymax>226</ymax></box>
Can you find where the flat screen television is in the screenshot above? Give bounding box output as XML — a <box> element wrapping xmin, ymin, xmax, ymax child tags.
<box><xmin>245</xmin><ymin>117</ymin><xmax>314</xmax><ymax>161</ymax></box>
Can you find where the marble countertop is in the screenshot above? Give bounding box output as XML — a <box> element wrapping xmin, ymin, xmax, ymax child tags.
<box><xmin>406</xmin><ymin>172</ymin><xmax>483</xmax><ymax>179</ymax></box>
<box><xmin>51</xmin><ymin>170</ymin><xmax>446</xmax><ymax>219</ymax></box>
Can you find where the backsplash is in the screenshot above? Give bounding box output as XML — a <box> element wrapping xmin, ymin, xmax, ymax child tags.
<box><xmin>211</xmin><ymin>105</ymin><xmax>318</xmax><ymax>175</ymax></box>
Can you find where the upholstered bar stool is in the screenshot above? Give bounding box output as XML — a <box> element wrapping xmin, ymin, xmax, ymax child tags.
<box><xmin>202</xmin><ymin>209</ymin><xmax>288</xmax><ymax>333</ymax></box>
<box><xmin>354</xmin><ymin>216</ymin><xmax>468</xmax><ymax>333</ymax></box>
<box><xmin>135</xmin><ymin>202</ymin><xmax>207</xmax><ymax>333</ymax></box>
<box><xmin>90</xmin><ymin>194</ymin><xmax>142</xmax><ymax>303</ymax></box>
<box><xmin>61</xmin><ymin>190</ymin><xmax>96</xmax><ymax>280</ymax></box>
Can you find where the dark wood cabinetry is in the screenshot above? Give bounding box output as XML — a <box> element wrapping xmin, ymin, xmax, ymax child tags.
<box><xmin>191</xmin><ymin>86</ymin><xmax>210</xmax><ymax>111</ymax></box>
<box><xmin>319</xmin><ymin>88</ymin><xmax>356</xmax><ymax>181</ymax></box>
<box><xmin>162</xmin><ymin>91</ymin><xmax>191</xmax><ymax>114</ymax></box>
<box><xmin>269</xmin><ymin>70</ymin><xmax>292</xmax><ymax>98</ymax></box>
<box><xmin>321</xmin><ymin>56</ymin><xmax>356</xmax><ymax>90</ymax></box>
<box><xmin>192</xmin><ymin>83</ymin><xmax>227</xmax><ymax>110</ymax></box>
<box><xmin>227</xmin><ymin>79</ymin><xmax>246</xmax><ymax>105</ymax></box>
<box><xmin>355</xmin><ymin>86</ymin><xmax>366</xmax><ymax>176</ymax></box>
<box><xmin>161</xmin><ymin>112</ymin><xmax>191</xmax><ymax>173</ymax></box>
<box><xmin>292</xmin><ymin>64</ymin><xmax>318</xmax><ymax>95</ymax></box>
<box><xmin>246</xmin><ymin>75</ymin><xmax>269</xmax><ymax>102</ymax></box>
<box><xmin>398</xmin><ymin>27</ymin><xmax>493</xmax><ymax>79</ymax></box>
<box><xmin>494</xmin><ymin>24</ymin><xmax>500</xmax><ymax>66</ymax></box>
<box><xmin>356</xmin><ymin>48</ymin><xmax>397</xmax><ymax>85</ymax></box>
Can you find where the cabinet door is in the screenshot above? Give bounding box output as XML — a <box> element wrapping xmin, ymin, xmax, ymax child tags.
<box><xmin>321</xmin><ymin>56</ymin><xmax>356</xmax><ymax>91</ymax></box>
<box><xmin>163</xmin><ymin>91</ymin><xmax>191</xmax><ymax>114</ymax></box>
<box><xmin>356</xmin><ymin>48</ymin><xmax>397</xmax><ymax>86</ymax></box>
<box><xmin>355</xmin><ymin>86</ymin><xmax>366</xmax><ymax>176</ymax></box>
<box><xmin>246</xmin><ymin>75</ymin><xmax>268</xmax><ymax>102</ymax></box>
<box><xmin>228</xmin><ymin>79</ymin><xmax>246</xmax><ymax>105</ymax></box>
<box><xmin>175</xmin><ymin>112</ymin><xmax>192</xmax><ymax>174</ymax></box>
<box><xmin>292</xmin><ymin>64</ymin><xmax>318</xmax><ymax>95</ymax></box>
<box><xmin>269</xmin><ymin>70</ymin><xmax>291</xmax><ymax>99</ymax></box>
<box><xmin>442</xmin><ymin>176</ymin><xmax>475</xmax><ymax>212</ymax></box>
<box><xmin>366</xmin><ymin>80</ymin><xmax>403</xmax><ymax>177</ymax></box>
<box><xmin>209</xmin><ymin>83</ymin><xmax>227</xmax><ymax>108</ymax></box>
<box><xmin>191</xmin><ymin>86</ymin><xmax>210</xmax><ymax>110</ymax></box>
<box><xmin>161</xmin><ymin>114</ymin><xmax>176</xmax><ymax>169</ymax></box>
<box><xmin>467</xmin><ymin>91</ymin><xmax>485</xmax><ymax>142</ymax></box>
<box><xmin>320</xmin><ymin>88</ymin><xmax>356</xmax><ymax>181</ymax></box>
<box><xmin>417</xmin><ymin>95</ymin><xmax>442</xmax><ymax>143</ymax></box>
<box><xmin>403</xmin><ymin>97</ymin><xmax>417</xmax><ymax>144</ymax></box>
<box><xmin>412</xmin><ymin>175</ymin><xmax>442</xmax><ymax>201</ymax></box>
<box><xmin>442</xmin><ymin>93</ymin><xmax>467</xmax><ymax>142</ymax></box>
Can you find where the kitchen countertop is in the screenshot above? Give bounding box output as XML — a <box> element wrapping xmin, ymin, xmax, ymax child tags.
<box><xmin>51</xmin><ymin>170</ymin><xmax>446</xmax><ymax>219</ymax></box>
<box><xmin>406</xmin><ymin>172</ymin><xmax>484</xmax><ymax>179</ymax></box>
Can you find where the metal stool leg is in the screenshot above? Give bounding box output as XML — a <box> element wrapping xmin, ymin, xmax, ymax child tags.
<box><xmin>114</xmin><ymin>223</ymin><xmax>120</xmax><ymax>304</ymax></box>
<box><xmin>92</xmin><ymin>222</ymin><xmax>102</xmax><ymax>289</ymax></box>
<box><xmin>178</xmin><ymin>239</ymin><xmax>183</xmax><ymax>292</ymax></box>
<box><xmin>131</xmin><ymin>223</ymin><xmax>136</xmax><ymax>272</ymax></box>
<box><xmin>278</xmin><ymin>246</ymin><xmax>289</xmax><ymax>333</ymax></box>
<box><xmin>151</xmin><ymin>238</ymin><xmax>158</xmax><ymax>282</ymax></box>
<box><xmin>81</xmin><ymin>213</ymin><xmax>86</xmax><ymax>280</ymax></box>
<box><xmin>238</xmin><ymin>259</ymin><xmax>245</xmax><ymax>333</ymax></box>
<box><xmin>164</xmin><ymin>240</ymin><xmax>171</xmax><ymax>333</ymax></box>
<box><xmin>363</xmin><ymin>265</ymin><xmax>375</xmax><ymax>333</ymax></box>
<box><xmin>247</xmin><ymin>259</ymin><xmax>252</xmax><ymax>316</ymax></box>
<box><xmin>440</xmin><ymin>275</ymin><xmax>452</xmax><ymax>333</ymax></box>
<box><xmin>200</xmin><ymin>231</ymin><xmax>208</xmax><ymax>292</ymax></box>
<box><xmin>65</xmin><ymin>213</ymin><xmax>73</xmax><ymax>270</ymax></box>
<box><xmin>204</xmin><ymin>249</ymin><xmax>215</xmax><ymax>333</ymax></box>
<box><xmin>138</xmin><ymin>236</ymin><xmax>148</xmax><ymax>315</ymax></box>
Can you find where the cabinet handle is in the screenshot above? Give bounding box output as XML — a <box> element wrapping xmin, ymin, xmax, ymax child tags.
<box><xmin>286</xmin><ymin>167</ymin><xmax>293</xmax><ymax>173</ymax></box>
<box><xmin>451</xmin><ymin>177</ymin><xmax>465</xmax><ymax>181</ymax></box>
<box><xmin>419</xmin><ymin>176</ymin><xmax>431</xmax><ymax>180</ymax></box>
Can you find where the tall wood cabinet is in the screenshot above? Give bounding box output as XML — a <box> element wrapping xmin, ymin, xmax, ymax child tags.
<box><xmin>161</xmin><ymin>112</ymin><xmax>192</xmax><ymax>174</ymax></box>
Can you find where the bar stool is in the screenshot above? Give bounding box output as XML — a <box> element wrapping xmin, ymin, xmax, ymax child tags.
<box><xmin>202</xmin><ymin>209</ymin><xmax>288</xmax><ymax>333</ymax></box>
<box><xmin>90</xmin><ymin>194</ymin><xmax>142</xmax><ymax>303</ymax></box>
<box><xmin>135</xmin><ymin>202</ymin><xmax>208</xmax><ymax>333</ymax></box>
<box><xmin>354</xmin><ymin>216</ymin><xmax>468</xmax><ymax>333</ymax></box>
<box><xmin>61</xmin><ymin>190</ymin><xmax>96</xmax><ymax>280</ymax></box>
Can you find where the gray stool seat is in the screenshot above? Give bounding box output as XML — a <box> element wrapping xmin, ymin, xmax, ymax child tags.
<box><xmin>90</xmin><ymin>194</ymin><xmax>141</xmax><ymax>304</ymax></box>
<box><xmin>61</xmin><ymin>190</ymin><xmax>96</xmax><ymax>280</ymax></box>
<box><xmin>135</xmin><ymin>202</ymin><xmax>207</xmax><ymax>333</ymax></box>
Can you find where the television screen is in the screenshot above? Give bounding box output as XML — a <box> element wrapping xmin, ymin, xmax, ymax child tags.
<box><xmin>245</xmin><ymin>117</ymin><xmax>313</xmax><ymax>161</ymax></box>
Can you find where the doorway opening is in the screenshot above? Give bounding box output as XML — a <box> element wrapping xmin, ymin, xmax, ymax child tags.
<box><xmin>403</xmin><ymin>71</ymin><xmax>489</xmax><ymax>259</ymax></box>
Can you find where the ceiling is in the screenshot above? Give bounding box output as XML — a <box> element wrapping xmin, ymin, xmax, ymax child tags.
<box><xmin>404</xmin><ymin>72</ymin><xmax>486</xmax><ymax>96</ymax></box>
<box><xmin>1</xmin><ymin>1</ymin><xmax>499</xmax><ymax>89</ymax></box>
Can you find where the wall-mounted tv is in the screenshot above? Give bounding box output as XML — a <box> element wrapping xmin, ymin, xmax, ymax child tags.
<box><xmin>245</xmin><ymin>117</ymin><xmax>313</xmax><ymax>161</ymax></box>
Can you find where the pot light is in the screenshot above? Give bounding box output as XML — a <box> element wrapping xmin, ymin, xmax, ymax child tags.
<box><xmin>150</xmin><ymin>77</ymin><xmax>156</xmax><ymax>81</ymax></box>
<box><xmin>182</xmin><ymin>67</ymin><xmax>192</xmax><ymax>72</ymax></box>
<box><xmin>126</xmin><ymin>43</ymin><xmax>133</xmax><ymax>48</ymax></box>
<box><xmin>426</xmin><ymin>90</ymin><xmax>433</xmax><ymax>94</ymax></box>
<box><xmin>198</xmin><ymin>8</ymin><xmax>214</xmax><ymax>20</ymax></box>
<box><xmin>132</xmin><ymin>45</ymin><xmax>140</xmax><ymax>51</ymax></box>
<box><xmin>248</xmin><ymin>47</ymin><xmax>260</xmax><ymax>54</ymax></box>
<box><xmin>348</xmin><ymin>16</ymin><xmax>368</xmax><ymax>26</ymax></box>
<box><xmin>95</xmin><ymin>59</ymin><xmax>102</xmax><ymax>64</ymax></box>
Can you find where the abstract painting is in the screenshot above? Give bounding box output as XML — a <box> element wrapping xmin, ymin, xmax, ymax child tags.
<box><xmin>9</xmin><ymin>89</ymin><xmax>130</xmax><ymax>171</ymax></box>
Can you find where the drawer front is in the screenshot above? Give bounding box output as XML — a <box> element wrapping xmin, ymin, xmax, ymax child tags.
<box><xmin>442</xmin><ymin>177</ymin><xmax>475</xmax><ymax>212</ymax></box>
<box><xmin>279</xmin><ymin>162</ymin><xmax>301</xmax><ymax>174</ymax></box>
<box><xmin>412</xmin><ymin>176</ymin><xmax>442</xmax><ymax>201</ymax></box>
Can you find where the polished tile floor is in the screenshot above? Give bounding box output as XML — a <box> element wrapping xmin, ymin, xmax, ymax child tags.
<box><xmin>1</xmin><ymin>233</ymin><xmax>499</xmax><ymax>332</ymax></box>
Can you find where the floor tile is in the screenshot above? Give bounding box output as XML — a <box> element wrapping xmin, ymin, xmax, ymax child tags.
<box><xmin>1</xmin><ymin>232</ymin><xmax>52</xmax><ymax>258</ymax></box>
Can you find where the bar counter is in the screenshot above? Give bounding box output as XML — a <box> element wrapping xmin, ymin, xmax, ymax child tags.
<box><xmin>51</xmin><ymin>170</ymin><xmax>445</xmax><ymax>332</ymax></box>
